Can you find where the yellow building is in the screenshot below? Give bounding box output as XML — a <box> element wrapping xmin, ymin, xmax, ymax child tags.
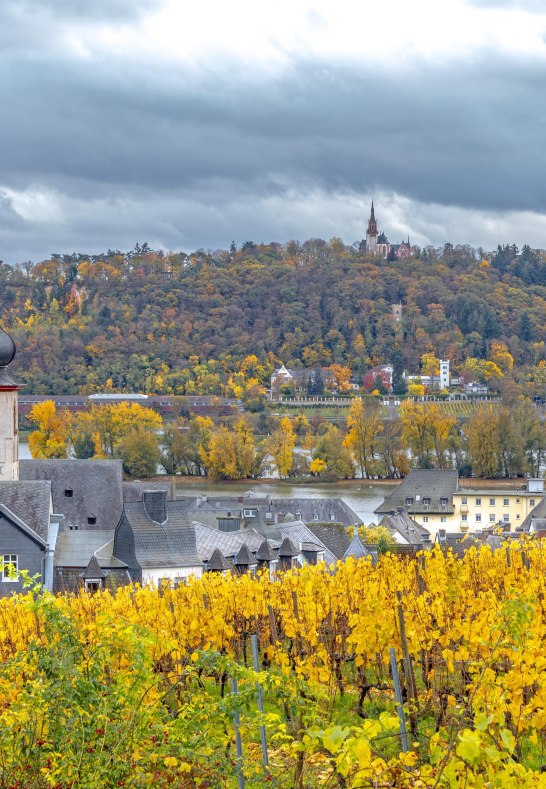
<box><xmin>453</xmin><ymin>486</ymin><xmax>543</xmax><ymax>532</ymax></box>
<box><xmin>375</xmin><ymin>470</ymin><xmax>545</xmax><ymax>539</ymax></box>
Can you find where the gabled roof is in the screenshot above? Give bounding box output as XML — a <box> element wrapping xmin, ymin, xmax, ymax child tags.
<box><xmin>379</xmin><ymin>512</ymin><xmax>430</xmax><ymax>546</ymax></box>
<box><xmin>55</xmin><ymin>529</ymin><xmax>116</xmax><ymax>568</ymax></box>
<box><xmin>193</xmin><ymin>521</ymin><xmax>270</xmax><ymax>562</ymax></box>
<box><xmin>208</xmin><ymin>548</ymin><xmax>228</xmax><ymax>571</ymax></box>
<box><xmin>521</xmin><ymin>497</ymin><xmax>546</xmax><ymax>532</ymax></box>
<box><xmin>343</xmin><ymin>533</ymin><xmax>370</xmax><ymax>560</ymax></box>
<box><xmin>278</xmin><ymin>537</ymin><xmax>298</xmax><ymax>557</ymax></box>
<box><xmin>0</xmin><ymin>481</ymin><xmax>52</xmax><ymax>540</ymax></box>
<box><xmin>0</xmin><ymin>502</ymin><xmax>48</xmax><ymax>548</ymax></box>
<box><xmin>20</xmin><ymin>459</ymin><xmax>123</xmax><ymax>530</ymax></box>
<box><xmin>306</xmin><ymin>522</ymin><xmax>352</xmax><ymax>559</ymax></box>
<box><xmin>82</xmin><ymin>555</ymin><xmax>106</xmax><ymax>580</ymax></box>
<box><xmin>234</xmin><ymin>543</ymin><xmax>254</xmax><ymax>566</ymax></box>
<box><xmin>120</xmin><ymin>499</ymin><xmax>199</xmax><ymax>568</ymax></box>
<box><xmin>256</xmin><ymin>540</ymin><xmax>273</xmax><ymax>561</ymax></box>
<box><xmin>375</xmin><ymin>470</ymin><xmax>458</xmax><ymax>514</ymax></box>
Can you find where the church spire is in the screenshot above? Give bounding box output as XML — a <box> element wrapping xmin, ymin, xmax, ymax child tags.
<box><xmin>366</xmin><ymin>201</ymin><xmax>378</xmax><ymax>252</ymax></box>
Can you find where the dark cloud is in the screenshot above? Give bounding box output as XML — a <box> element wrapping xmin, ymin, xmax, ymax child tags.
<box><xmin>1</xmin><ymin>26</ymin><xmax>546</xmax><ymax>261</ymax></box>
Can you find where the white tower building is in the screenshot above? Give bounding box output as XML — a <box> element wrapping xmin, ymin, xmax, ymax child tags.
<box><xmin>439</xmin><ymin>359</ymin><xmax>450</xmax><ymax>391</ymax></box>
<box><xmin>0</xmin><ymin>327</ymin><xmax>19</xmax><ymax>480</ymax></box>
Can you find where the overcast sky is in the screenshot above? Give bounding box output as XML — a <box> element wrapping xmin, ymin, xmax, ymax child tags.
<box><xmin>1</xmin><ymin>0</ymin><xmax>546</xmax><ymax>263</ymax></box>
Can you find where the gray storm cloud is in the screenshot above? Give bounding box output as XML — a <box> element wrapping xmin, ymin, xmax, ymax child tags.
<box><xmin>1</xmin><ymin>1</ymin><xmax>546</xmax><ymax>262</ymax></box>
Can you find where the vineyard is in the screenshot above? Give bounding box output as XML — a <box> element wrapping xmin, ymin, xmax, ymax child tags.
<box><xmin>2</xmin><ymin>546</ymin><xmax>546</xmax><ymax>787</ymax></box>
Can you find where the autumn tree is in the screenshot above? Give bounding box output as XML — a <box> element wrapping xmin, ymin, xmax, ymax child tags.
<box><xmin>87</xmin><ymin>402</ymin><xmax>162</xmax><ymax>456</ymax></box>
<box><xmin>161</xmin><ymin>416</ymin><xmax>214</xmax><ymax>476</ymax></box>
<box><xmin>313</xmin><ymin>425</ymin><xmax>355</xmax><ymax>479</ymax></box>
<box><xmin>326</xmin><ymin>364</ymin><xmax>352</xmax><ymax>392</ymax></box>
<box><xmin>266</xmin><ymin>417</ymin><xmax>296</xmax><ymax>478</ymax></box>
<box><xmin>344</xmin><ymin>398</ymin><xmax>383</xmax><ymax>478</ymax></box>
<box><xmin>399</xmin><ymin>401</ymin><xmax>434</xmax><ymax>468</ymax></box>
<box><xmin>117</xmin><ymin>426</ymin><xmax>161</xmax><ymax>477</ymax></box>
<box><xmin>465</xmin><ymin>405</ymin><xmax>502</xmax><ymax>477</ymax></box>
<box><xmin>28</xmin><ymin>401</ymin><xmax>71</xmax><ymax>459</ymax></box>
<box><xmin>201</xmin><ymin>418</ymin><xmax>262</xmax><ymax>480</ymax></box>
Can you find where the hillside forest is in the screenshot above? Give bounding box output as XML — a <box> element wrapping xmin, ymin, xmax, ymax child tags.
<box><xmin>1</xmin><ymin>239</ymin><xmax>545</xmax><ymax>399</ymax></box>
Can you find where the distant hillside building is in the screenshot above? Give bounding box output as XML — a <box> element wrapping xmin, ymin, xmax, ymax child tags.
<box><xmin>361</xmin><ymin>203</ymin><xmax>412</xmax><ymax>260</ymax></box>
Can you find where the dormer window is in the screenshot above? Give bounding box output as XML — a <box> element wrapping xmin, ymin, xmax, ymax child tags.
<box><xmin>87</xmin><ymin>516</ymin><xmax>96</xmax><ymax>526</ymax></box>
<box><xmin>64</xmin><ymin>489</ymin><xmax>73</xmax><ymax>498</ymax></box>
<box><xmin>440</xmin><ymin>497</ymin><xmax>448</xmax><ymax>507</ymax></box>
<box><xmin>405</xmin><ymin>497</ymin><xmax>414</xmax><ymax>506</ymax></box>
<box><xmin>423</xmin><ymin>497</ymin><xmax>431</xmax><ymax>505</ymax></box>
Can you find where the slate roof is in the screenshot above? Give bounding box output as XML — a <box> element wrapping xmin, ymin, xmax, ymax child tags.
<box><xmin>265</xmin><ymin>521</ymin><xmax>338</xmax><ymax>564</ymax></box>
<box><xmin>375</xmin><ymin>470</ymin><xmax>458</xmax><ymax>514</ymax></box>
<box><xmin>183</xmin><ymin>495</ymin><xmax>361</xmax><ymax>531</ymax></box>
<box><xmin>0</xmin><ymin>503</ymin><xmax>48</xmax><ymax>547</ymax></box>
<box><xmin>0</xmin><ymin>481</ymin><xmax>52</xmax><ymax>540</ymax></box>
<box><xmin>55</xmin><ymin>529</ymin><xmax>116</xmax><ymax>567</ymax></box>
<box><xmin>119</xmin><ymin>500</ymin><xmax>198</xmax><ymax>568</ymax></box>
<box><xmin>208</xmin><ymin>548</ymin><xmax>228</xmax><ymax>571</ymax></box>
<box><xmin>193</xmin><ymin>521</ymin><xmax>270</xmax><ymax>562</ymax></box>
<box><xmin>234</xmin><ymin>543</ymin><xmax>254</xmax><ymax>566</ymax></box>
<box><xmin>256</xmin><ymin>540</ymin><xmax>273</xmax><ymax>561</ymax></box>
<box><xmin>122</xmin><ymin>480</ymin><xmax>175</xmax><ymax>503</ymax></box>
<box><xmin>379</xmin><ymin>512</ymin><xmax>430</xmax><ymax>546</ymax></box>
<box><xmin>305</xmin><ymin>523</ymin><xmax>351</xmax><ymax>559</ymax></box>
<box><xmin>279</xmin><ymin>537</ymin><xmax>298</xmax><ymax>557</ymax></box>
<box><xmin>343</xmin><ymin>533</ymin><xmax>370</xmax><ymax>560</ymax></box>
<box><xmin>521</xmin><ymin>497</ymin><xmax>546</xmax><ymax>532</ymax></box>
<box><xmin>20</xmin><ymin>459</ymin><xmax>124</xmax><ymax>531</ymax></box>
<box><xmin>82</xmin><ymin>556</ymin><xmax>106</xmax><ymax>580</ymax></box>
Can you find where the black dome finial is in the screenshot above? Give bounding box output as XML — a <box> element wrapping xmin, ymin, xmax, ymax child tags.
<box><xmin>0</xmin><ymin>327</ymin><xmax>16</xmax><ymax>368</ymax></box>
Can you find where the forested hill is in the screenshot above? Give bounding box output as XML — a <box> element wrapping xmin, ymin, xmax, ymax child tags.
<box><xmin>1</xmin><ymin>240</ymin><xmax>545</xmax><ymax>394</ymax></box>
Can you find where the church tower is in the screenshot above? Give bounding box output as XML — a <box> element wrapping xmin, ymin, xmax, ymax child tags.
<box><xmin>366</xmin><ymin>201</ymin><xmax>378</xmax><ymax>252</ymax></box>
<box><xmin>0</xmin><ymin>327</ymin><xmax>19</xmax><ymax>480</ymax></box>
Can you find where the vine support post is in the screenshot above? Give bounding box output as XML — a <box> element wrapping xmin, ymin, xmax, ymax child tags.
<box><xmin>251</xmin><ymin>633</ymin><xmax>269</xmax><ymax>770</ymax></box>
<box><xmin>231</xmin><ymin>677</ymin><xmax>245</xmax><ymax>789</ymax></box>
<box><xmin>390</xmin><ymin>647</ymin><xmax>409</xmax><ymax>752</ymax></box>
<box><xmin>396</xmin><ymin>590</ymin><xmax>419</xmax><ymax>737</ymax></box>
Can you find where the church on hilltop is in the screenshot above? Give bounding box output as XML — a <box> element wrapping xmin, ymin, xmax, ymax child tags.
<box><xmin>361</xmin><ymin>202</ymin><xmax>412</xmax><ymax>260</ymax></box>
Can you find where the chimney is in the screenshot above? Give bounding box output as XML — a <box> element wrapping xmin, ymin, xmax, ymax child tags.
<box><xmin>143</xmin><ymin>490</ymin><xmax>168</xmax><ymax>523</ymax></box>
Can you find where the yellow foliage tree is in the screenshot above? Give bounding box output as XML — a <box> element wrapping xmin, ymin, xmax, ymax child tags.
<box><xmin>266</xmin><ymin>416</ymin><xmax>296</xmax><ymax>478</ymax></box>
<box><xmin>344</xmin><ymin>398</ymin><xmax>383</xmax><ymax>478</ymax></box>
<box><xmin>28</xmin><ymin>401</ymin><xmax>71</xmax><ymax>458</ymax></box>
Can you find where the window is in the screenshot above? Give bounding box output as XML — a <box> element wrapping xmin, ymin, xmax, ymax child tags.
<box><xmin>489</xmin><ymin>498</ymin><xmax>495</xmax><ymax>506</ymax></box>
<box><xmin>503</xmin><ymin>498</ymin><xmax>509</xmax><ymax>506</ymax></box>
<box><xmin>423</xmin><ymin>516</ymin><xmax>429</xmax><ymax>523</ymax></box>
<box><xmin>330</xmin><ymin>513</ymin><xmax>335</xmax><ymax>521</ymax></box>
<box><xmin>87</xmin><ymin>516</ymin><xmax>96</xmax><ymax>526</ymax></box>
<box><xmin>461</xmin><ymin>497</ymin><xmax>467</xmax><ymax>505</ymax></box>
<box><xmin>440</xmin><ymin>516</ymin><xmax>446</xmax><ymax>523</ymax></box>
<box><xmin>461</xmin><ymin>514</ymin><xmax>467</xmax><ymax>522</ymax></box>
<box><xmin>476</xmin><ymin>498</ymin><xmax>481</xmax><ymax>506</ymax></box>
<box><xmin>313</xmin><ymin>513</ymin><xmax>319</xmax><ymax>521</ymax></box>
<box><xmin>243</xmin><ymin>509</ymin><xmax>255</xmax><ymax>518</ymax></box>
<box><xmin>2</xmin><ymin>555</ymin><xmax>18</xmax><ymax>582</ymax></box>
<box><xmin>489</xmin><ymin>514</ymin><xmax>496</xmax><ymax>522</ymax></box>
<box><xmin>423</xmin><ymin>497</ymin><xmax>431</xmax><ymax>505</ymax></box>
<box><xmin>64</xmin><ymin>489</ymin><xmax>73</xmax><ymax>498</ymax></box>
<box><xmin>503</xmin><ymin>514</ymin><xmax>509</xmax><ymax>522</ymax></box>
<box><xmin>440</xmin><ymin>497</ymin><xmax>448</xmax><ymax>507</ymax></box>
<box><xmin>530</xmin><ymin>499</ymin><xmax>535</xmax><ymax>507</ymax></box>
<box><xmin>405</xmin><ymin>497</ymin><xmax>414</xmax><ymax>506</ymax></box>
<box><xmin>295</xmin><ymin>512</ymin><xmax>302</xmax><ymax>520</ymax></box>
<box><xmin>476</xmin><ymin>515</ymin><xmax>482</xmax><ymax>523</ymax></box>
